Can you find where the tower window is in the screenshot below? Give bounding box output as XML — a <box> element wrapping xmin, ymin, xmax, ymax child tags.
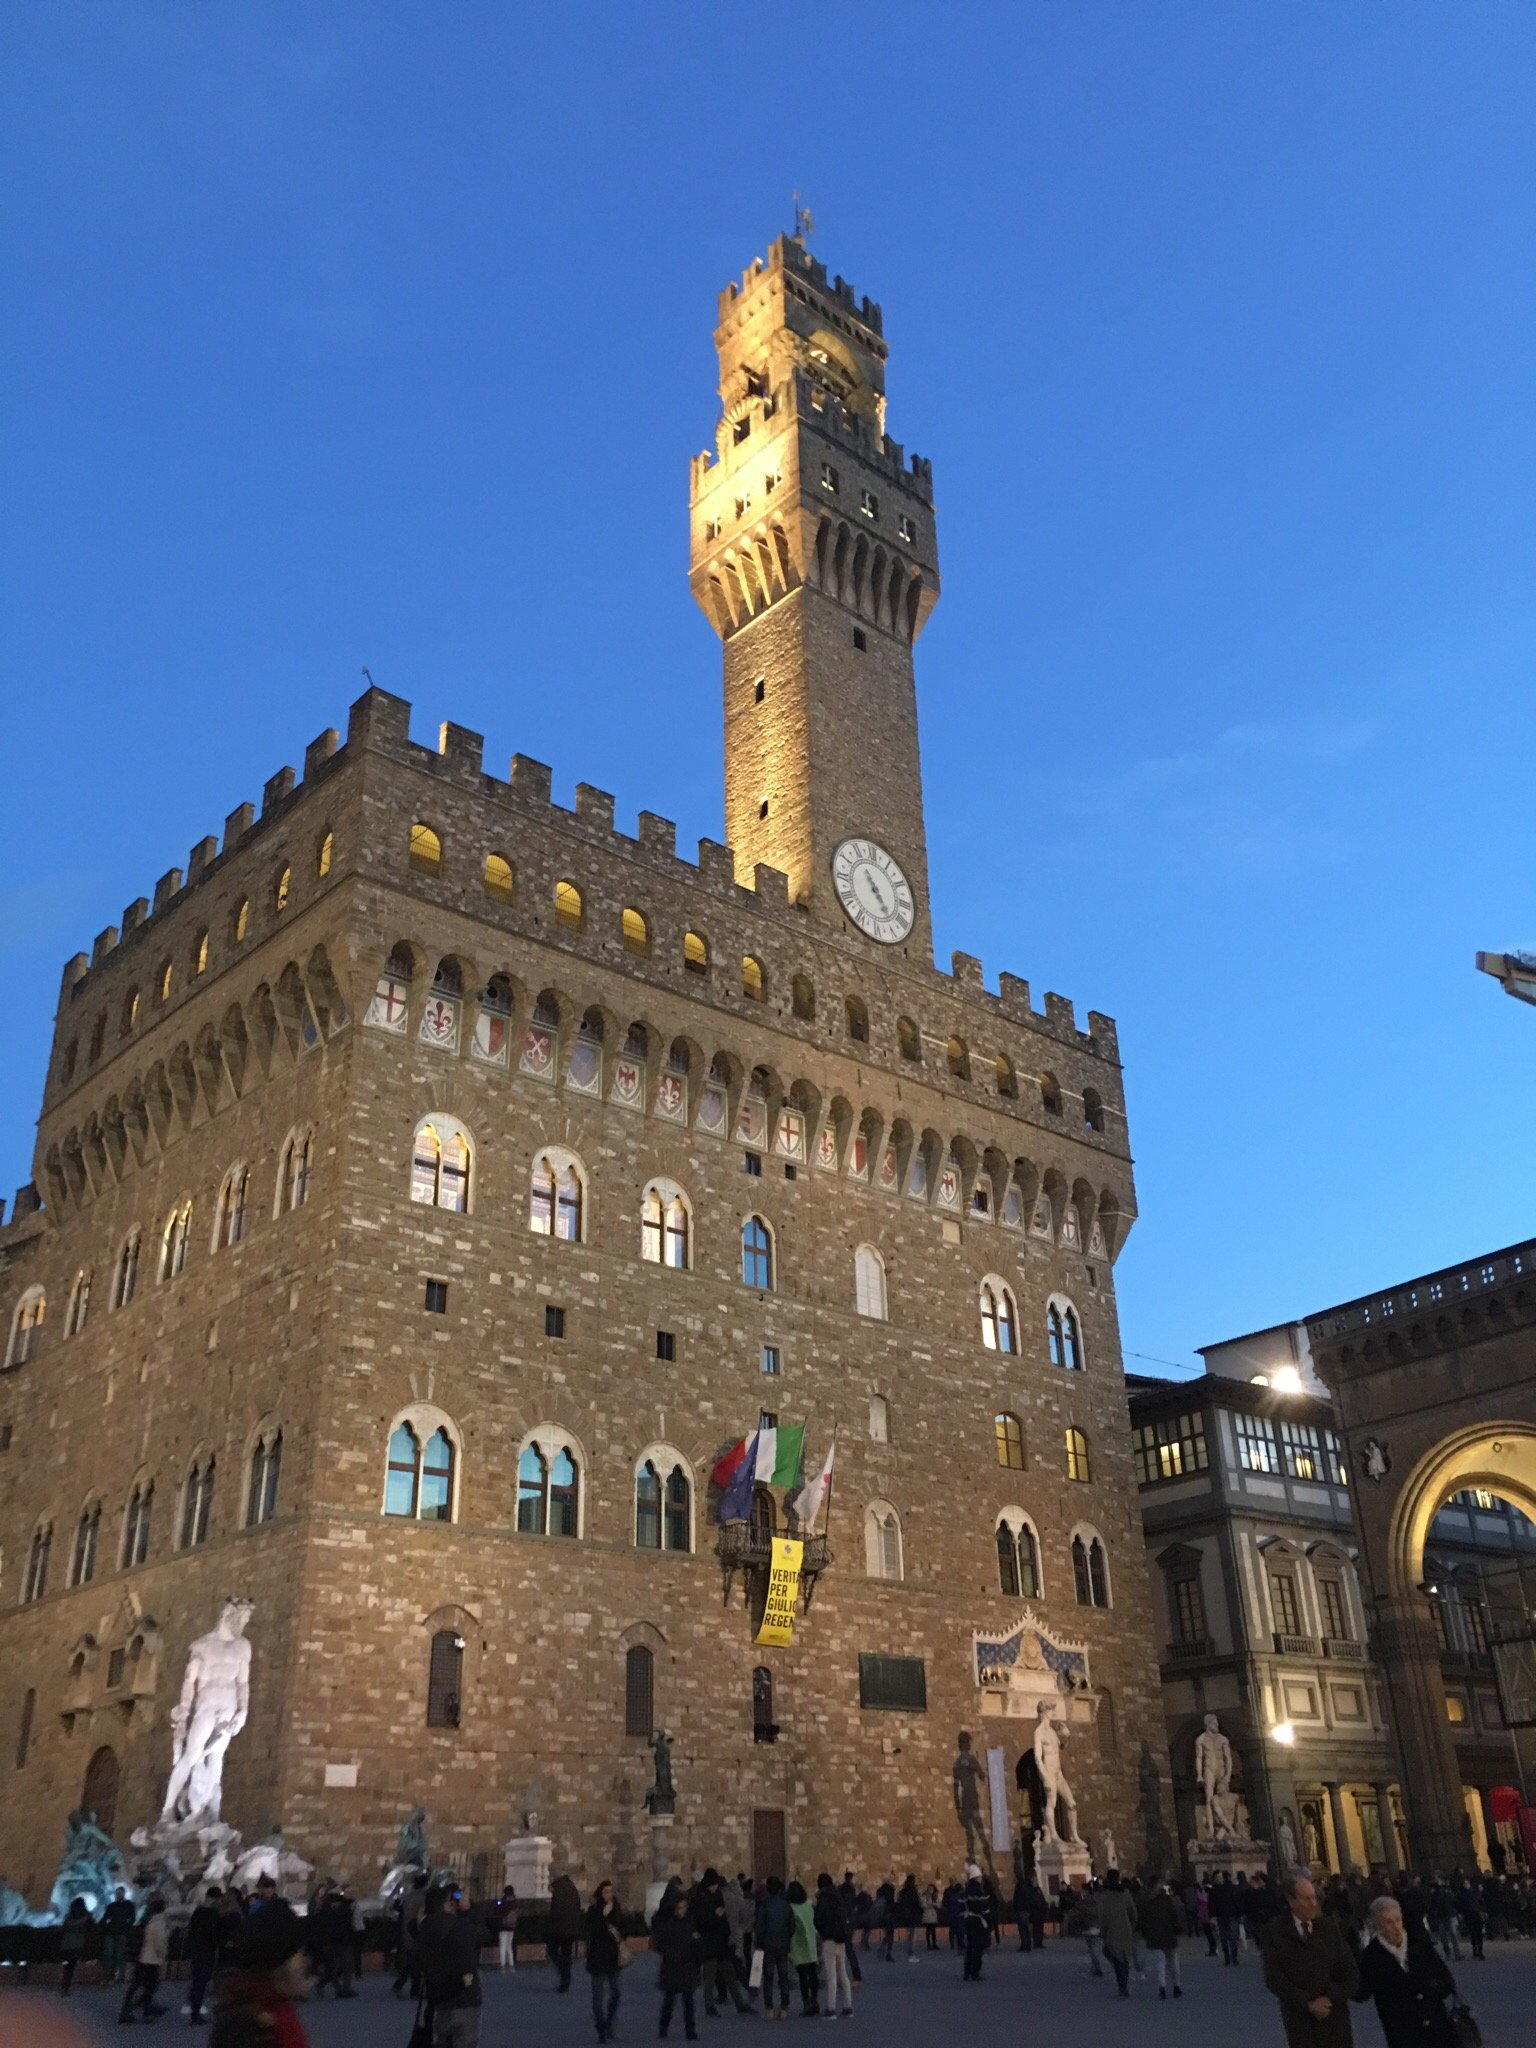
<box><xmin>409</xmin><ymin>823</ymin><xmax>442</xmax><ymax>874</ymax></box>
<box><xmin>733</xmin><ymin>417</ymin><xmax>751</xmax><ymax>443</ymax></box>
<box><xmin>758</xmin><ymin>800</ymin><xmax>769</xmax><ymax>819</ymax></box>
<box><xmin>761</xmin><ymin>1345</ymin><xmax>781</xmax><ymax>1378</ymax></box>
<box><xmin>744</xmin><ymin>1152</ymin><xmax>762</xmax><ymax>1177</ymax></box>
<box><xmin>424</xmin><ymin>1279</ymin><xmax>448</xmax><ymax>1314</ymax></box>
<box><xmin>484</xmin><ymin>853</ymin><xmax>515</xmax><ymax>904</ymax></box>
<box><xmin>684</xmin><ymin>930</ymin><xmax>710</xmax><ymax>975</ymax></box>
<box><xmin>656</xmin><ymin>1330</ymin><xmax>676</xmax><ymax>1362</ymax></box>
<box><xmin>860</xmin><ymin>489</ymin><xmax>879</xmax><ymax>520</ymax></box>
<box><xmin>820</xmin><ymin>462</ymin><xmax>839</xmax><ymax>493</ymax></box>
<box><xmin>622</xmin><ymin>906</ymin><xmax>650</xmax><ymax>955</ymax></box>
<box><xmin>554</xmin><ymin>880</ymin><xmax>584</xmax><ymax>931</ymax></box>
<box><xmin>898</xmin><ymin>515</ymin><xmax>916</xmax><ymax>543</ymax></box>
<box><xmin>754</xmin><ymin>678</ymin><xmax>766</xmax><ymax>703</ymax></box>
<box><xmin>705</xmin><ymin>516</ymin><xmax>722</xmax><ymax>541</ymax></box>
<box><xmin>545</xmin><ymin>1305</ymin><xmax>566</xmax><ymax>1339</ymax></box>
<box><xmin>742</xmin><ymin>955</ymin><xmax>765</xmax><ymax>1000</ymax></box>
<box><xmin>845</xmin><ymin>996</ymin><xmax>869</xmax><ymax>1043</ymax></box>
<box><xmin>853</xmin><ymin>629</ymin><xmax>867</xmax><ymax>651</ymax></box>
<box><xmin>897</xmin><ymin>1016</ymin><xmax>921</xmax><ymax>1062</ymax></box>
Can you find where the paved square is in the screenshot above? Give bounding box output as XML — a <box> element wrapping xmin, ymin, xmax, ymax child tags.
<box><xmin>12</xmin><ymin>1937</ymin><xmax>1530</xmax><ymax>2048</ymax></box>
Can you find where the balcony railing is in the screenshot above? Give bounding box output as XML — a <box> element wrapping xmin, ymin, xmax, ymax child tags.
<box><xmin>1274</xmin><ymin>1632</ymin><xmax>1318</xmax><ymax>1657</ymax></box>
<box><xmin>715</xmin><ymin>1522</ymin><xmax>833</xmax><ymax>1608</ymax></box>
<box><xmin>1323</xmin><ymin>1638</ymin><xmax>1364</xmax><ymax>1662</ymax></box>
<box><xmin>1166</xmin><ymin>1637</ymin><xmax>1214</xmax><ymax>1662</ymax></box>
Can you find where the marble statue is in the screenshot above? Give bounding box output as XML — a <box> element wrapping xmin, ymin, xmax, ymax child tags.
<box><xmin>159</xmin><ymin>1598</ymin><xmax>254</xmax><ymax>1823</ymax></box>
<box><xmin>50</xmin><ymin>1809</ymin><xmax>128</xmax><ymax>1919</ymax></box>
<box><xmin>1278</xmin><ymin>1811</ymin><xmax>1301</xmax><ymax>1872</ymax></box>
<box><xmin>229</xmin><ymin>1828</ymin><xmax>313</xmax><ymax>1897</ymax></box>
<box><xmin>396</xmin><ymin>1807</ymin><xmax>429</xmax><ymax>1871</ymax></box>
<box><xmin>1032</xmin><ymin>1700</ymin><xmax>1083</xmax><ymax>1846</ymax></box>
<box><xmin>951</xmin><ymin>1732</ymin><xmax>989</xmax><ymax>1864</ymax></box>
<box><xmin>0</xmin><ymin>1875</ymin><xmax>52</xmax><ymax>1927</ymax></box>
<box><xmin>645</xmin><ymin>1728</ymin><xmax>677</xmax><ymax>1815</ymax></box>
<box><xmin>1099</xmin><ymin>1828</ymin><xmax>1119</xmax><ymax>1874</ymax></box>
<box><xmin>1194</xmin><ymin>1713</ymin><xmax>1240</xmax><ymax>1841</ymax></box>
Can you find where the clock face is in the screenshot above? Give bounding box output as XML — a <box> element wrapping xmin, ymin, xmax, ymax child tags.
<box><xmin>831</xmin><ymin>839</ymin><xmax>915</xmax><ymax>943</ymax></box>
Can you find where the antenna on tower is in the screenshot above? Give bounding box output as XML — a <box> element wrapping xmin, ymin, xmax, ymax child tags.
<box><xmin>792</xmin><ymin>190</ymin><xmax>815</xmax><ymax>243</ymax></box>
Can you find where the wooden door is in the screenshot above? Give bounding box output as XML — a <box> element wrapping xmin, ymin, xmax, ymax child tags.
<box><xmin>752</xmin><ymin>1807</ymin><xmax>787</xmax><ymax>1883</ymax></box>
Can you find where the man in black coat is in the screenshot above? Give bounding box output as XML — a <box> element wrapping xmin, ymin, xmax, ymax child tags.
<box><xmin>415</xmin><ymin>1886</ymin><xmax>484</xmax><ymax>2048</ymax></box>
<box><xmin>547</xmin><ymin>1872</ymin><xmax>584</xmax><ymax>1994</ymax></box>
<box><xmin>185</xmin><ymin>1887</ymin><xmax>226</xmax><ymax>2023</ymax></box>
<box><xmin>1354</xmin><ymin>1895</ymin><xmax>1458</xmax><ymax>2048</ymax></box>
<box><xmin>1260</xmin><ymin>1872</ymin><xmax>1360</xmax><ymax>2048</ymax></box>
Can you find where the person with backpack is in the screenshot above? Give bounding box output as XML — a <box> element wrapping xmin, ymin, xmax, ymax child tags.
<box><xmin>753</xmin><ymin>1875</ymin><xmax>794</xmax><ymax>2018</ymax></box>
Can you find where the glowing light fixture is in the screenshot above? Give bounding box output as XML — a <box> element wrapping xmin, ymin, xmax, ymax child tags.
<box><xmin>1269</xmin><ymin>1721</ymin><xmax>1296</xmax><ymax>1746</ymax></box>
<box><xmin>1272</xmin><ymin>1367</ymin><xmax>1304</xmax><ymax>1395</ymax></box>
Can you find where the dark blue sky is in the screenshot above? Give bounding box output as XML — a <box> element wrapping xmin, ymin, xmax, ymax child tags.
<box><xmin>3</xmin><ymin>4</ymin><xmax>1532</xmax><ymax>1374</ymax></box>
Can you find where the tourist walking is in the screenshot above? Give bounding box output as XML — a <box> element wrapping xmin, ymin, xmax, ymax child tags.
<box><xmin>1210</xmin><ymin>1872</ymin><xmax>1243</xmax><ymax>1965</ymax></box>
<box><xmin>1454</xmin><ymin>1877</ymin><xmax>1485</xmax><ymax>1961</ymax></box>
<box><xmin>102</xmin><ymin>1888</ymin><xmax>136</xmax><ymax>1985</ymax></box>
<box><xmin>118</xmin><ymin>1896</ymin><xmax>170</xmax><ymax>2023</ymax></box>
<box><xmin>896</xmin><ymin>1874</ymin><xmax>922</xmax><ymax>1960</ymax></box>
<box><xmin>959</xmin><ymin>1866</ymin><xmax>990</xmax><ymax>1983</ymax></box>
<box><xmin>787</xmin><ymin>1883</ymin><xmax>820</xmax><ymax>2015</ymax></box>
<box><xmin>1138</xmin><ymin>1879</ymin><xmax>1184</xmax><ymax>2000</ymax></box>
<box><xmin>836</xmin><ymin>1873</ymin><xmax>863</xmax><ymax>1984</ymax></box>
<box><xmin>1353</xmin><ymin>1896</ymin><xmax>1460</xmax><ymax>2048</ymax></box>
<box><xmin>754</xmin><ymin>1876</ymin><xmax>794</xmax><ymax>2018</ymax></box>
<box><xmin>585</xmin><ymin>1881</ymin><xmax>625</xmax><ymax>2045</ymax></box>
<box><xmin>1259</xmin><ymin>1872</ymin><xmax>1359</xmax><ymax>2048</ymax></box>
<box><xmin>921</xmin><ymin>1882</ymin><xmax>940</xmax><ymax>1950</ymax></box>
<box><xmin>415</xmin><ymin>1885</ymin><xmax>484</xmax><ymax>2048</ymax></box>
<box><xmin>652</xmin><ymin>1886</ymin><xmax>701</xmax><ymax>2041</ymax></box>
<box><xmin>548</xmin><ymin>1872</ymin><xmax>585</xmax><ymax>1994</ymax></box>
<box><xmin>209</xmin><ymin>1900</ymin><xmax>313</xmax><ymax>2048</ymax></box>
<box><xmin>694</xmin><ymin>1869</ymin><xmax>752</xmax><ymax>2016</ymax></box>
<box><xmin>58</xmin><ymin>1899</ymin><xmax>92</xmax><ymax>1996</ymax></box>
<box><xmin>494</xmin><ymin>1890</ymin><xmax>518</xmax><ymax>1971</ymax></box>
<box><xmin>814</xmin><ymin>1871</ymin><xmax>854</xmax><ymax>2016</ymax></box>
<box><xmin>185</xmin><ymin>1887</ymin><xmax>226</xmax><ymax>2021</ymax></box>
<box><xmin>1097</xmin><ymin>1874</ymin><xmax>1138</xmax><ymax>1998</ymax></box>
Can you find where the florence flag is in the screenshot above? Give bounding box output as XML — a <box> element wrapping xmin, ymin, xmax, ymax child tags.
<box><xmin>792</xmin><ymin>1434</ymin><xmax>836</xmax><ymax>1533</ymax></box>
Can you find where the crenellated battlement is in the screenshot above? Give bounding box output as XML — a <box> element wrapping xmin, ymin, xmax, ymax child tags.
<box><xmin>719</xmin><ymin>234</ymin><xmax>884</xmax><ymax>343</ymax></box>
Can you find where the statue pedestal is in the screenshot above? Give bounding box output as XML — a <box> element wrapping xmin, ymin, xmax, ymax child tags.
<box><xmin>644</xmin><ymin>1813</ymin><xmax>676</xmax><ymax>1920</ymax></box>
<box><xmin>1033</xmin><ymin>1835</ymin><xmax>1092</xmax><ymax>1896</ymax></box>
<box><xmin>502</xmin><ymin>1834</ymin><xmax>553</xmax><ymax>1901</ymax></box>
<box><xmin>1187</xmin><ymin>1836</ymin><xmax>1271</xmax><ymax>1884</ymax></box>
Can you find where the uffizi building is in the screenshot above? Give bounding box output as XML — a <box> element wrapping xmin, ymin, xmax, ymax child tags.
<box><xmin>0</xmin><ymin>235</ymin><xmax>1175</xmax><ymax>1903</ymax></box>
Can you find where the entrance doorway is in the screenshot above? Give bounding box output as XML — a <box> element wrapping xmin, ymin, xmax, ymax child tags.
<box><xmin>752</xmin><ymin>1808</ymin><xmax>787</xmax><ymax>1883</ymax></box>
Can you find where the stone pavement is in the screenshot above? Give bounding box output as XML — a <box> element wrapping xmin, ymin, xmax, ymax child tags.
<box><xmin>12</xmin><ymin>1937</ymin><xmax>1530</xmax><ymax>2048</ymax></box>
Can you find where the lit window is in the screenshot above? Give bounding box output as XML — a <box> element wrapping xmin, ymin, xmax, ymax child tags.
<box><xmin>483</xmin><ymin>852</ymin><xmax>514</xmax><ymax>903</ymax></box>
<box><xmin>623</xmin><ymin>907</ymin><xmax>650</xmax><ymax>955</ymax></box>
<box><xmin>946</xmin><ymin>1036</ymin><xmax>969</xmax><ymax>1080</ymax></box>
<box><xmin>232</xmin><ymin>899</ymin><xmax>250</xmax><ymax>944</ymax></box>
<box><xmin>159</xmin><ymin>962</ymin><xmax>174</xmax><ymax>1003</ymax></box>
<box><xmin>532</xmin><ymin>1152</ymin><xmax>584</xmax><ymax>1241</ymax></box>
<box><xmin>860</xmin><ymin>489</ymin><xmax>879</xmax><ymax>520</ymax></box>
<box><xmin>742</xmin><ymin>955</ymin><xmax>765</xmax><ymax>1001</ymax></box>
<box><xmin>854</xmin><ymin>1244</ymin><xmax>887</xmax><ymax>1320</ymax></box>
<box><xmin>274</xmin><ymin>866</ymin><xmax>291</xmax><ymax>911</ymax></box>
<box><xmin>1133</xmin><ymin>1413</ymin><xmax>1208</xmax><ymax>1484</ymax></box>
<box><xmin>317</xmin><ymin>831</ymin><xmax>333</xmax><ymax>878</ymax></box>
<box><xmin>409</xmin><ymin>824</ymin><xmax>442</xmax><ymax>874</ymax></box>
<box><xmin>112</xmin><ymin>1232</ymin><xmax>140</xmax><ymax>1310</ymax></box>
<box><xmin>6</xmin><ymin>1289</ymin><xmax>46</xmax><ymax>1366</ymax></box>
<box><xmin>1066</xmin><ymin>1428</ymin><xmax>1091</xmax><ymax>1482</ymax></box>
<box><xmin>684</xmin><ymin>930</ymin><xmax>710</xmax><ymax>975</ymax></box>
<box><xmin>160</xmin><ymin>1202</ymin><xmax>192</xmax><ymax>1281</ymax></box>
<box><xmin>194</xmin><ymin>931</ymin><xmax>210</xmax><ymax>976</ymax></box>
<box><xmin>411</xmin><ymin>1117</ymin><xmax>472</xmax><ymax>1212</ymax></box>
<box><xmin>741</xmin><ymin>1215</ymin><xmax>774</xmax><ymax>1290</ymax></box>
<box><xmin>820</xmin><ymin>461</ymin><xmax>839</xmax><ymax>493</ymax></box>
<box><xmin>641</xmin><ymin>1183</ymin><xmax>691</xmax><ymax>1268</ymax></box>
<box><xmin>1234</xmin><ymin>1413</ymin><xmax>1280</xmax><ymax>1475</ymax></box>
<box><xmin>1280</xmin><ymin>1422</ymin><xmax>1320</xmax><ymax>1481</ymax></box>
<box><xmin>245</xmin><ymin>1430</ymin><xmax>282</xmax><ymax>1526</ymax></box>
<box><xmin>1445</xmin><ymin>1694</ymin><xmax>1467</xmax><ymax>1725</ymax></box>
<box><xmin>981</xmin><ymin>1281</ymin><xmax>1018</xmax><ymax>1354</ymax></box>
<box><xmin>215</xmin><ymin>1166</ymin><xmax>249</xmax><ymax>1250</ymax></box>
<box><xmin>554</xmin><ymin>880</ymin><xmax>583</xmax><ymax>931</ymax></box>
<box><xmin>994</xmin><ymin>1413</ymin><xmax>1025</xmax><ymax>1470</ymax></box>
<box><xmin>64</xmin><ymin>1269</ymin><xmax>92</xmax><ymax>1338</ymax></box>
<box><xmin>898</xmin><ymin>515</ymin><xmax>916</xmax><ymax>543</ymax></box>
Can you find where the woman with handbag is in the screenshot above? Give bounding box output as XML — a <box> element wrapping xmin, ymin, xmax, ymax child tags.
<box><xmin>586</xmin><ymin>1880</ymin><xmax>627</xmax><ymax>2044</ymax></box>
<box><xmin>1353</xmin><ymin>1895</ymin><xmax>1470</xmax><ymax>2048</ymax></box>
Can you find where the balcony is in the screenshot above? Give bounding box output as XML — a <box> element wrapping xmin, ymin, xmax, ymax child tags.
<box><xmin>1323</xmin><ymin>1638</ymin><xmax>1365</xmax><ymax>1662</ymax></box>
<box><xmin>715</xmin><ymin>1522</ymin><xmax>833</xmax><ymax>1609</ymax></box>
<box><xmin>1439</xmin><ymin>1649</ymin><xmax>1494</xmax><ymax>1678</ymax></box>
<box><xmin>1166</xmin><ymin>1637</ymin><xmax>1214</xmax><ymax>1663</ymax></box>
<box><xmin>1273</xmin><ymin>1632</ymin><xmax>1318</xmax><ymax>1657</ymax></box>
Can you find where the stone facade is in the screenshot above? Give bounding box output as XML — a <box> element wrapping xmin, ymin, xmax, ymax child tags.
<box><xmin>0</xmin><ymin>235</ymin><xmax>1171</xmax><ymax>1907</ymax></box>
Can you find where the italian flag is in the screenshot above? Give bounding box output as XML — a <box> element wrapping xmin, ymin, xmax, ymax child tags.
<box><xmin>753</xmin><ymin>1423</ymin><xmax>805</xmax><ymax>1486</ymax></box>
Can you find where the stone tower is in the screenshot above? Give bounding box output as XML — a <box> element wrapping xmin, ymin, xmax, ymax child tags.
<box><xmin>689</xmin><ymin>236</ymin><xmax>940</xmax><ymax>958</ymax></box>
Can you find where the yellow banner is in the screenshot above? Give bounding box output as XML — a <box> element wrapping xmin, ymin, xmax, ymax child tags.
<box><xmin>755</xmin><ymin>1536</ymin><xmax>803</xmax><ymax>1646</ymax></box>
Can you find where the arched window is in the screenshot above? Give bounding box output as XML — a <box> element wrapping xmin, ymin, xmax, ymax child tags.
<box><xmin>232</xmin><ymin>899</ymin><xmax>250</xmax><ymax>944</ymax></box>
<box><xmin>845</xmin><ymin>995</ymin><xmax>870</xmax><ymax>1043</ymax></box>
<box><xmin>625</xmin><ymin>1644</ymin><xmax>654</xmax><ymax>1737</ymax></box>
<box><xmin>160</xmin><ymin>1202</ymin><xmax>192</xmax><ymax>1281</ymax></box>
<box><xmin>1040</xmin><ymin>1072</ymin><xmax>1063</xmax><ymax>1116</ymax></box>
<box><xmin>635</xmin><ymin>1454</ymin><xmax>692</xmax><ymax>1552</ymax></box>
<box><xmin>946</xmin><ymin>1035</ymin><xmax>970</xmax><ymax>1080</ymax></box>
<box><xmin>120</xmin><ymin>989</ymin><xmax>140</xmax><ymax>1037</ymax></box>
<box><xmin>65</xmin><ymin>1269</ymin><xmax>92</xmax><ymax>1338</ymax></box>
<box><xmin>854</xmin><ymin>1244</ymin><xmax>887</xmax><ymax>1319</ymax></box>
<box><xmin>411</xmin><ymin>1116</ymin><xmax>472</xmax><ymax>1212</ymax></box>
<box><xmin>622</xmin><ymin>906</ymin><xmax>650</xmax><ymax>955</ymax></box>
<box><xmin>554</xmin><ymin>879</ymin><xmax>584</xmax><ymax>931</ymax></box>
<box><xmin>741</xmin><ymin>1215</ymin><xmax>774</xmax><ymax>1290</ymax></box>
<box><xmin>6</xmin><ymin>1288</ymin><xmax>46</xmax><ymax>1367</ymax></box>
<box><xmin>194</xmin><ymin>931</ymin><xmax>210</xmax><ymax>976</ymax></box>
<box><xmin>274</xmin><ymin>865</ymin><xmax>291</xmax><ymax>912</ymax></box>
<box><xmin>996</xmin><ymin>1512</ymin><xmax>1040</xmax><ymax>1599</ymax></box>
<box><xmin>753</xmin><ymin>1664</ymin><xmax>776</xmax><ymax>1742</ymax></box>
<box><xmin>980</xmin><ymin>1279</ymin><xmax>1018</xmax><ymax>1354</ymax></box>
<box><xmin>742</xmin><ymin>955</ymin><xmax>765</xmax><ymax>1001</ymax></box>
<box><xmin>484</xmin><ymin>852</ymin><xmax>515</xmax><ymax>903</ymax></box>
<box><xmin>317</xmin><ymin>830</ymin><xmax>334</xmax><ymax>878</ymax></box>
<box><xmin>517</xmin><ymin>1432</ymin><xmax>581</xmax><ymax>1538</ymax></box>
<box><xmin>531</xmin><ymin>1150</ymin><xmax>585</xmax><ymax>1241</ymax></box>
<box><xmin>158</xmin><ymin>961</ymin><xmax>173</xmax><ymax>1003</ymax></box>
<box><xmin>121</xmin><ymin>1483</ymin><xmax>153</xmax><ymax>1569</ymax></box>
<box><xmin>641</xmin><ymin>1181</ymin><xmax>691</xmax><ymax>1268</ymax></box>
<box><xmin>71</xmin><ymin>1502</ymin><xmax>102</xmax><ymax>1586</ymax></box>
<box><xmin>897</xmin><ymin>1015</ymin><xmax>921</xmax><ymax>1061</ymax></box>
<box><xmin>868</xmin><ymin>1395</ymin><xmax>890</xmax><ymax>1444</ymax></box>
<box><xmin>179</xmin><ymin>1458</ymin><xmax>215</xmax><ymax>1550</ymax></box>
<box><xmin>683</xmin><ymin>929</ymin><xmax>710</xmax><ymax>975</ymax></box>
<box><xmin>112</xmin><ymin>1232</ymin><xmax>140</xmax><ymax>1310</ymax></box>
<box><xmin>1047</xmin><ymin>1299</ymin><xmax>1084</xmax><ymax>1371</ymax></box>
<box><xmin>749</xmin><ymin>1485</ymin><xmax>775</xmax><ymax>1548</ymax></box>
<box><xmin>1066</xmin><ymin>1428</ymin><xmax>1091</xmax><ymax>1482</ymax></box>
<box><xmin>89</xmin><ymin>1013</ymin><xmax>106</xmax><ymax>1064</ymax></box>
<box><xmin>864</xmin><ymin>1502</ymin><xmax>903</xmax><ymax>1582</ymax></box>
<box><xmin>215</xmin><ymin>1166</ymin><xmax>249</xmax><ymax>1250</ymax></box>
<box><xmin>1072</xmin><ymin>1532</ymin><xmax>1110</xmax><ymax>1608</ymax></box>
<box><xmin>245</xmin><ymin>1429</ymin><xmax>282</xmax><ymax>1526</ymax></box>
<box><xmin>1083</xmin><ymin>1088</ymin><xmax>1105</xmax><ymax>1133</ymax></box>
<box><xmin>994</xmin><ymin>1412</ymin><xmax>1025</xmax><ymax>1470</ymax></box>
<box><xmin>427</xmin><ymin>1630</ymin><xmax>463</xmax><ymax>1728</ymax></box>
<box><xmin>23</xmin><ymin>1524</ymin><xmax>51</xmax><ymax>1603</ymax></box>
<box><xmin>995</xmin><ymin>1054</ymin><xmax>1018</xmax><ymax>1098</ymax></box>
<box><xmin>791</xmin><ymin>974</ymin><xmax>815</xmax><ymax>1022</ymax></box>
<box><xmin>409</xmin><ymin>823</ymin><xmax>442</xmax><ymax>874</ymax></box>
<box><xmin>384</xmin><ymin>1414</ymin><xmax>458</xmax><ymax>1523</ymax></box>
<box><xmin>280</xmin><ymin>1128</ymin><xmax>313</xmax><ymax>1211</ymax></box>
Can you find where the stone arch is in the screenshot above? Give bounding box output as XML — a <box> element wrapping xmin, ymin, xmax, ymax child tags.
<box><xmin>1389</xmin><ymin>1423</ymin><xmax>1536</xmax><ymax>1601</ymax></box>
